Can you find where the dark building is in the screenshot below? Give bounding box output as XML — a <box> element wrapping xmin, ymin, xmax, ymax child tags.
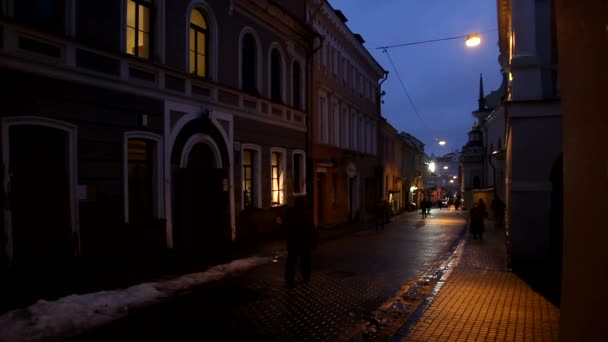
<box><xmin>0</xmin><ymin>0</ymin><xmax>314</xmax><ymax>269</ymax></box>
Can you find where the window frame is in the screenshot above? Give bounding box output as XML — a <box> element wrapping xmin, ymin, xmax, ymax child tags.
<box><xmin>239</xmin><ymin>27</ymin><xmax>262</xmax><ymax>96</ymax></box>
<box><xmin>125</xmin><ymin>0</ymin><xmax>153</xmax><ymax>59</ymax></box>
<box><xmin>240</xmin><ymin>144</ymin><xmax>262</xmax><ymax>210</ymax></box>
<box><xmin>189</xmin><ymin>8</ymin><xmax>208</xmax><ymax>77</ymax></box>
<box><xmin>268</xmin><ymin>43</ymin><xmax>286</xmax><ymax>104</ymax></box>
<box><xmin>123</xmin><ymin>131</ymin><xmax>164</xmax><ymax>224</ymax></box>
<box><xmin>318</xmin><ymin>95</ymin><xmax>329</xmax><ymax>144</ymax></box>
<box><xmin>270</xmin><ymin>147</ymin><xmax>286</xmax><ymax>207</ymax></box>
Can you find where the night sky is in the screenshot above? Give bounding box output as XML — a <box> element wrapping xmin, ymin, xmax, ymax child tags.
<box><xmin>328</xmin><ymin>0</ymin><xmax>503</xmax><ymax>157</ymax></box>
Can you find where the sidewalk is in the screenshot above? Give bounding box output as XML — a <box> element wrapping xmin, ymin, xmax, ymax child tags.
<box><xmin>401</xmin><ymin>222</ymin><xmax>560</xmax><ymax>341</ymax></box>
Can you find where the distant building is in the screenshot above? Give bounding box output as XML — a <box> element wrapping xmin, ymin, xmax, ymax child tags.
<box><xmin>398</xmin><ymin>132</ymin><xmax>426</xmax><ymax>210</ymax></box>
<box><xmin>309</xmin><ymin>0</ymin><xmax>386</xmax><ymax>226</ymax></box>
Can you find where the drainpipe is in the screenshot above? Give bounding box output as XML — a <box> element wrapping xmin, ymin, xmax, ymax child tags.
<box><xmin>376</xmin><ymin>71</ymin><xmax>388</xmax><ymax>200</ymax></box>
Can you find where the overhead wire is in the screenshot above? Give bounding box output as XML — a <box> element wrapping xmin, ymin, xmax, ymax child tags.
<box><xmin>380</xmin><ymin>47</ymin><xmax>437</xmax><ymax>142</ymax></box>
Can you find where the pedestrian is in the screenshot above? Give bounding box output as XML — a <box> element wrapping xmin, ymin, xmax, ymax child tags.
<box><xmin>374</xmin><ymin>198</ymin><xmax>386</xmax><ymax>231</ymax></box>
<box><xmin>469</xmin><ymin>202</ymin><xmax>485</xmax><ymax>240</ymax></box>
<box><xmin>421</xmin><ymin>200</ymin><xmax>427</xmax><ymax>219</ymax></box>
<box><xmin>283</xmin><ymin>196</ymin><xmax>317</xmax><ymax>288</ymax></box>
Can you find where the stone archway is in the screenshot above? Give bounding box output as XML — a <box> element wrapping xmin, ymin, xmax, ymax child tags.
<box><xmin>172</xmin><ymin>132</ymin><xmax>230</xmax><ymax>256</ymax></box>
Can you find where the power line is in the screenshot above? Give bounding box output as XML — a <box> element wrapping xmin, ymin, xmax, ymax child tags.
<box><xmin>381</xmin><ymin>48</ymin><xmax>435</xmax><ymax>137</ymax></box>
<box><xmin>375</xmin><ymin>28</ymin><xmax>498</xmax><ymax>51</ymax></box>
<box><xmin>377</xmin><ymin>35</ymin><xmax>466</xmax><ymax>50</ymax></box>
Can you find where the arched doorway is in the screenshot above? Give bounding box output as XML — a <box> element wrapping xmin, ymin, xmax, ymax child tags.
<box><xmin>174</xmin><ymin>135</ymin><xmax>229</xmax><ymax>256</ymax></box>
<box><xmin>6</xmin><ymin>124</ymin><xmax>74</xmax><ymax>266</ymax></box>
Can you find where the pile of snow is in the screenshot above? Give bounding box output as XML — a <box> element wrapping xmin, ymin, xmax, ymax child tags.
<box><xmin>0</xmin><ymin>256</ymin><xmax>271</xmax><ymax>341</ymax></box>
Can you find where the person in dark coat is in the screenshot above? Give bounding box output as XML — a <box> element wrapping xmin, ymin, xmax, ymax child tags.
<box><xmin>283</xmin><ymin>196</ymin><xmax>317</xmax><ymax>288</ymax></box>
<box><xmin>469</xmin><ymin>202</ymin><xmax>485</xmax><ymax>240</ymax></box>
<box><xmin>421</xmin><ymin>199</ymin><xmax>428</xmax><ymax>219</ymax></box>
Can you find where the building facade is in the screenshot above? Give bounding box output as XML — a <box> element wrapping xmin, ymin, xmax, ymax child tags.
<box><xmin>398</xmin><ymin>132</ymin><xmax>426</xmax><ymax>211</ymax></box>
<box><xmin>0</xmin><ymin>0</ymin><xmax>314</xmax><ymax>269</ymax></box>
<box><xmin>496</xmin><ymin>0</ymin><xmax>562</xmax><ymax>290</ymax></box>
<box><xmin>308</xmin><ymin>0</ymin><xmax>386</xmax><ymax>227</ymax></box>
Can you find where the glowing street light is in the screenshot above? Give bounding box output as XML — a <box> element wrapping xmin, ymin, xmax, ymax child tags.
<box><xmin>443</xmin><ymin>166</ymin><xmax>449</xmax><ymax>170</ymax></box>
<box><xmin>428</xmin><ymin>162</ymin><xmax>436</xmax><ymax>172</ymax></box>
<box><xmin>465</xmin><ymin>34</ymin><xmax>481</xmax><ymax>47</ymax></box>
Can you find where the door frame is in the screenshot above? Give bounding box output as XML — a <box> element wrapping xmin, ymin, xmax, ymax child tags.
<box><xmin>1</xmin><ymin>116</ymin><xmax>80</xmax><ymax>263</ymax></box>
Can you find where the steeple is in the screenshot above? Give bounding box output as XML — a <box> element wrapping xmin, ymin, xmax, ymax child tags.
<box><xmin>478</xmin><ymin>73</ymin><xmax>487</xmax><ymax>111</ymax></box>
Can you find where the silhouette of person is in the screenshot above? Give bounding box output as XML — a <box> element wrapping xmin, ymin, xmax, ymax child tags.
<box><xmin>283</xmin><ymin>196</ymin><xmax>317</xmax><ymax>288</ymax></box>
<box><xmin>469</xmin><ymin>202</ymin><xmax>485</xmax><ymax>240</ymax></box>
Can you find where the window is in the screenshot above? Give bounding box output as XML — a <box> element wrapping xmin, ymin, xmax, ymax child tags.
<box><xmin>319</xmin><ymin>97</ymin><xmax>328</xmax><ymax>144</ymax></box>
<box><xmin>242</xmin><ymin>149</ymin><xmax>255</xmax><ymax>209</ymax></box>
<box><xmin>292</xmin><ymin>61</ymin><xmax>302</xmax><ymax>109</ymax></box>
<box><xmin>270</xmin><ymin>48</ymin><xmax>283</xmax><ymax>103</ymax></box>
<box><xmin>241</xmin><ymin>33</ymin><xmax>257</xmax><ymax>95</ymax></box>
<box><xmin>342</xmin><ymin>106</ymin><xmax>349</xmax><ymax>148</ymax></box>
<box><xmin>350</xmin><ymin>110</ymin><xmax>357</xmax><ymax>150</ymax></box>
<box><xmin>128</xmin><ymin>139</ymin><xmax>154</xmax><ymax>224</ymax></box>
<box><xmin>126</xmin><ymin>0</ymin><xmax>152</xmax><ymax>59</ymax></box>
<box><xmin>189</xmin><ymin>9</ymin><xmax>207</xmax><ymax>77</ymax></box>
<box><xmin>14</xmin><ymin>0</ymin><xmax>65</xmax><ymax>34</ymax></box>
<box><xmin>271</xmin><ymin>150</ymin><xmax>286</xmax><ymax>206</ymax></box>
<box><xmin>241</xmin><ymin>144</ymin><xmax>261</xmax><ymax>210</ymax></box>
<box><xmin>292</xmin><ymin>151</ymin><xmax>306</xmax><ymax>195</ymax></box>
<box><xmin>332</xmin><ymin>103</ymin><xmax>339</xmax><ymax>146</ymax></box>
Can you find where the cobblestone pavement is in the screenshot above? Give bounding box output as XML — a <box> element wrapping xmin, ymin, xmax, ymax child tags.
<box><xmin>69</xmin><ymin>210</ymin><xmax>466</xmax><ymax>341</ymax></box>
<box><xmin>401</xmin><ymin>224</ymin><xmax>560</xmax><ymax>341</ymax></box>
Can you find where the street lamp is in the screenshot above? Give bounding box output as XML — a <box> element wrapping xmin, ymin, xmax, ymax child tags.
<box><xmin>377</xmin><ymin>32</ymin><xmax>484</xmax><ymax>50</ymax></box>
<box><xmin>465</xmin><ymin>34</ymin><xmax>481</xmax><ymax>47</ymax></box>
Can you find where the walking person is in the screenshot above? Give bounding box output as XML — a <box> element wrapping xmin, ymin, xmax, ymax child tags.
<box><xmin>469</xmin><ymin>202</ymin><xmax>485</xmax><ymax>240</ymax></box>
<box><xmin>283</xmin><ymin>196</ymin><xmax>318</xmax><ymax>288</ymax></box>
<box><xmin>421</xmin><ymin>200</ymin><xmax>427</xmax><ymax>219</ymax></box>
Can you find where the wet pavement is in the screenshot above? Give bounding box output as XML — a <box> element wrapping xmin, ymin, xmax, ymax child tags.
<box><xmin>68</xmin><ymin>209</ymin><xmax>466</xmax><ymax>341</ymax></box>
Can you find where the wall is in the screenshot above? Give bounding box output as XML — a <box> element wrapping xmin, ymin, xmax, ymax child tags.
<box><xmin>555</xmin><ymin>0</ymin><xmax>608</xmax><ymax>340</ymax></box>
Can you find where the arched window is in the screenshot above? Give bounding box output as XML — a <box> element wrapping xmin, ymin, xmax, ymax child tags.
<box><xmin>241</xmin><ymin>33</ymin><xmax>257</xmax><ymax>95</ymax></box>
<box><xmin>270</xmin><ymin>49</ymin><xmax>282</xmax><ymax>103</ymax></box>
<box><xmin>126</xmin><ymin>0</ymin><xmax>152</xmax><ymax>59</ymax></box>
<box><xmin>189</xmin><ymin>9</ymin><xmax>207</xmax><ymax>77</ymax></box>
<box><xmin>292</xmin><ymin>61</ymin><xmax>302</xmax><ymax>109</ymax></box>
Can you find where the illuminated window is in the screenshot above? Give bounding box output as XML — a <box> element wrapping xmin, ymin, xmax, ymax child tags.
<box><xmin>128</xmin><ymin>139</ymin><xmax>154</xmax><ymax>223</ymax></box>
<box><xmin>126</xmin><ymin>0</ymin><xmax>152</xmax><ymax>59</ymax></box>
<box><xmin>241</xmin><ymin>33</ymin><xmax>257</xmax><ymax>95</ymax></box>
<box><xmin>189</xmin><ymin>9</ymin><xmax>207</xmax><ymax>77</ymax></box>
<box><xmin>271</xmin><ymin>150</ymin><xmax>285</xmax><ymax>207</ymax></box>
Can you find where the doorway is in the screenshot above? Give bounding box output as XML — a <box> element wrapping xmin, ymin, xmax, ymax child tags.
<box><xmin>175</xmin><ymin>142</ymin><xmax>228</xmax><ymax>255</ymax></box>
<box><xmin>8</xmin><ymin>124</ymin><xmax>72</xmax><ymax>265</ymax></box>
